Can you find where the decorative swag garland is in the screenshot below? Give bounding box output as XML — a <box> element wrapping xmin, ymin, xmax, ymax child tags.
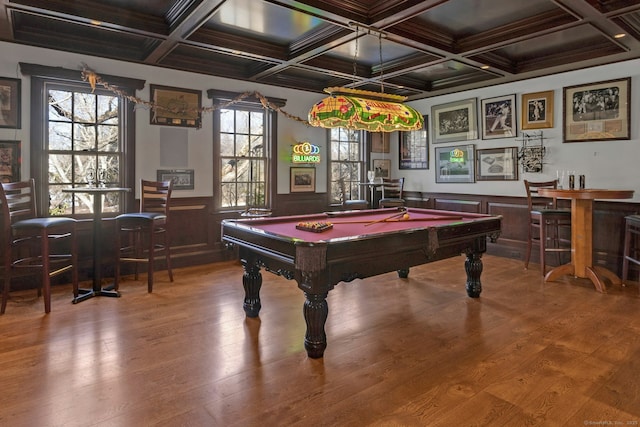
<box><xmin>80</xmin><ymin>64</ymin><xmax>311</xmax><ymax>126</ymax></box>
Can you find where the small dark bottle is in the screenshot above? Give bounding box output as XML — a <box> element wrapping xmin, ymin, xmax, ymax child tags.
<box><xmin>579</xmin><ymin>175</ymin><xmax>585</xmax><ymax>189</ymax></box>
<box><xmin>569</xmin><ymin>174</ymin><xmax>575</xmax><ymax>190</ymax></box>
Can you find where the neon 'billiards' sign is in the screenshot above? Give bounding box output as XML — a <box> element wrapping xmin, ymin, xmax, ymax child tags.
<box><xmin>292</xmin><ymin>141</ymin><xmax>321</xmax><ymax>163</ymax></box>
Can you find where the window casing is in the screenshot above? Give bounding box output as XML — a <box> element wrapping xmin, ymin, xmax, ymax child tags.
<box><xmin>46</xmin><ymin>84</ymin><xmax>124</xmax><ymax>215</ymax></box>
<box><xmin>210</xmin><ymin>90</ymin><xmax>282</xmax><ymax>211</ymax></box>
<box><xmin>219</xmin><ymin>106</ymin><xmax>267</xmax><ymax>208</ymax></box>
<box><xmin>22</xmin><ymin>63</ymin><xmax>141</xmax><ymax>217</ymax></box>
<box><xmin>329</xmin><ymin>128</ymin><xmax>366</xmax><ymax>204</ymax></box>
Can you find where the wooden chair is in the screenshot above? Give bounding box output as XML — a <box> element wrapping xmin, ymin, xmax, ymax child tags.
<box><xmin>338</xmin><ymin>178</ymin><xmax>368</xmax><ymax>210</ymax></box>
<box><xmin>622</xmin><ymin>215</ymin><xmax>640</xmax><ymax>287</ymax></box>
<box><xmin>378</xmin><ymin>178</ymin><xmax>405</xmax><ymax>208</ymax></box>
<box><xmin>1</xmin><ymin>179</ymin><xmax>78</xmax><ymax>314</ymax></box>
<box><xmin>114</xmin><ymin>180</ymin><xmax>174</xmax><ymax>292</ymax></box>
<box><xmin>523</xmin><ymin>179</ymin><xmax>571</xmax><ymax>275</ymax></box>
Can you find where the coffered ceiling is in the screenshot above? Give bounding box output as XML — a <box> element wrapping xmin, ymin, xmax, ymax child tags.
<box><xmin>2</xmin><ymin>0</ymin><xmax>640</xmax><ymax>100</ymax></box>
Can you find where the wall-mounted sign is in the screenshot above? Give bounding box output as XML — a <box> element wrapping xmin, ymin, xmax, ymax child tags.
<box><xmin>292</xmin><ymin>141</ymin><xmax>321</xmax><ymax>163</ymax></box>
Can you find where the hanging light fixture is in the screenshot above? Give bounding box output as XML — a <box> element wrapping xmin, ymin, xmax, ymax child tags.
<box><xmin>308</xmin><ymin>25</ymin><xmax>424</xmax><ymax>132</ymax></box>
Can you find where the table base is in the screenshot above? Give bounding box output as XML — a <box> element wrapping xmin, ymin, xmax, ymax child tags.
<box><xmin>544</xmin><ymin>263</ymin><xmax>622</xmax><ymax>293</ymax></box>
<box><xmin>72</xmin><ymin>285</ymin><xmax>120</xmax><ymax>304</ymax></box>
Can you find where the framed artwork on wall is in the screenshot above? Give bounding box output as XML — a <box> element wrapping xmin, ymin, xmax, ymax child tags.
<box><xmin>0</xmin><ymin>77</ymin><xmax>21</xmax><ymax>129</ymax></box>
<box><xmin>150</xmin><ymin>84</ymin><xmax>202</xmax><ymax>128</ymax></box>
<box><xmin>435</xmin><ymin>144</ymin><xmax>475</xmax><ymax>183</ymax></box>
<box><xmin>476</xmin><ymin>147</ymin><xmax>518</xmax><ymax>181</ymax></box>
<box><xmin>372</xmin><ymin>159</ymin><xmax>391</xmax><ymax>179</ymax></box>
<box><xmin>399</xmin><ymin>117</ymin><xmax>428</xmax><ymax>170</ymax></box>
<box><xmin>290</xmin><ymin>167</ymin><xmax>316</xmax><ymax>192</ymax></box>
<box><xmin>563</xmin><ymin>77</ymin><xmax>630</xmax><ymax>142</ymax></box>
<box><xmin>371</xmin><ymin>133</ymin><xmax>390</xmax><ymax>153</ymax></box>
<box><xmin>431</xmin><ymin>98</ymin><xmax>478</xmax><ymax>144</ymax></box>
<box><xmin>521</xmin><ymin>90</ymin><xmax>554</xmax><ymax>130</ymax></box>
<box><xmin>0</xmin><ymin>140</ymin><xmax>21</xmax><ymax>183</ymax></box>
<box><xmin>481</xmin><ymin>94</ymin><xmax>516</xmax><ymax>139</ymax></box>
<box><xmin>157</xmin><ymin>169</ymin><xmax>194</xmax><ymax>190</ymax></box>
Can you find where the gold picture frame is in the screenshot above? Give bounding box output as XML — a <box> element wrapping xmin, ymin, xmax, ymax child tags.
<box><xmin>0</xmin><ymin>140</ymin><xmax>21</xmax><ymax>183</ymax></box>
<box><xmin>150</xmin><ymin>84</ymin><xmax>202</xmax><ymax>128</ymax></box>
<box><xmin>521</xmin><ymin>90</ymin><xmax>554</xmax><ymax>130</ymax></box>
<box><xmin>563</xmin><ymin>77</ymin><xmax>630</xmax><ymax>142</ymax></box>
<box><xmin>290</xmin><ymin>167</ymin><xmax>316</xmax><ymax>193</ymax></box>
<box><xmin>371</xmin><ymin>133</ymin><xmax>390</xmax><ymax>153</ymax></box>
<box><xmin>0</xmin><ymin>77</ymin><xmax>21</xmax><ymax>129</ymax></box>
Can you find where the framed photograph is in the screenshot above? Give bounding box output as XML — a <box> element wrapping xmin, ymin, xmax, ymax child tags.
<box><xmin>150</xmin><ymin>84</ymin><xmax>202</xmax><ymax>128</ymax></box>
<box><xmin>0</xmin><ymin>140</ymin><xmax>21</xmax><ymax>183</ymax></box>
<box><xmin>0</xmin><ymin>77</ymin><xmax>21</xmax><ymax>129</ymax></box>
<box><xmin>372</xmin><ymin>159</ymin><xmax>391</xmax><ymax>179</ymax></box>
<box><xmin>431</xmin><ymin>98</ymin><xmax>478</xmax><ymax>144</ymax></box>
<box><xmin>157</xmin><ymin>169</ymin><xmax>194</xmax><ymax>190</ymax></box>
<box><xmin>435</xmin><ymin>144</ymin><xmax>475</xmax><ymax>183</ymax></box>
<box><xmin>481</xmin><ymin>94</ymin><xmax>516</xmax><ymax>139</ymax></box>
<box><xmin>371</xmin><ymin>133</ymin><xmax>390</xmax><ymax>153</ymax></box>
<box><xmin>521</xmin><ymin>90</ymin><xmax>554</xmax><ymax>129</ymax></box>
<box><xmin>399</xmin><ymin>117</ymin><xmax>428</xmax><ymax>169</ymax></box>
<box><xmin>476</xmin><ymin>147</ymin><xmax>518</xmax><ymax>181</ymax></box>
<box><xmin>290</xmin><ymin>167</ymin><xmax>316</xmax><ymax>192</ymax></box>
<box><xmin>563</xmin><ymin>77</ymin><xmax>630</xmax><ymax>142</ymax></box>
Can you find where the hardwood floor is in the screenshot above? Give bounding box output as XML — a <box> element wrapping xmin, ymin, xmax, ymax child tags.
<box><xmin>1</xmin><ymin>255</ymin><xmax>639</xmax><ymax>426</ymax></box>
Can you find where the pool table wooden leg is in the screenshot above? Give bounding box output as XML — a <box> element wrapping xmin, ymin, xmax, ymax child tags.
<box><xmin>242</xmin><ymin>262</ymin><xmax>262</xmax><ymax>317</ymax></box>
<box><xmin>465</xmin><ymin>251</ymin><xmax>483</xmax><ymax>298</ymax></box>
<box><xmin>303</xmin><ymin>292</ymin><xmax>328</xmax><ymax>358</ymax></box>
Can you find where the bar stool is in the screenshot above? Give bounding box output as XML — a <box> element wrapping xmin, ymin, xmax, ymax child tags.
<box><xmin>114</xmin><ymin>180</ymin><xmax>173</xmax><ymax>293</ymax></box>
<box><xmin>622</xmin><ymin>215</ymin><xmax>640</xmax><ymax>286</ymax></box>
<box><xmin>1</xmin><ymin>179</ymin><xmax>79</xmax><ymax>314</ymax></box>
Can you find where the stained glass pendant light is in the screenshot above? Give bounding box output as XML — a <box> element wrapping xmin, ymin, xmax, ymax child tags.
<box><xmin>308</xmin><ymin>86</ymin><xmax>424</xmax><ymax>132</ymax></box>
<box><xmin>308</xmin><ymin>25</ymin><xmax>424</xmax><ymax>132</ymax></box>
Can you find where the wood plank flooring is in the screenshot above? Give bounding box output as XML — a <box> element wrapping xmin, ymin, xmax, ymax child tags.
<box><xmin>1</xmin><ymin>255</ymin><xmax>639</xmax><ymax>426</ymax></box>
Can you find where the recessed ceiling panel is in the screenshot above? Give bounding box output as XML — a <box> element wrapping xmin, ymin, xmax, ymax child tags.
<box><xmin>204</xmin><ymin>0</ymin><xmax>326</xmax><ymax>43</ymax></box>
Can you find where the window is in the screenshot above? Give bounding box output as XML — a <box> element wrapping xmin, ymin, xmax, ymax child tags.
<box><xmin>329</xmin><ymin>128</ymin><xmax>365</xmax><ymax>204</ymax></box>
<box><xmin>22</xmin><ymin>64</ymin><xmax>142</xmax><ymax>217</ymax></box>
<box><xmin>219</xmin><ymin>107</ymin><xmax>267</xmax><ymax>208</ymax></box>
<box><xmin>46</xmin><ymin>85</ymin><xmax>123</xmax><ymax>215</ymax></box>
<box><xmin>210</xmin><ymin>90</ymin><xmax>282</xmax><ymax>210</ymax></box>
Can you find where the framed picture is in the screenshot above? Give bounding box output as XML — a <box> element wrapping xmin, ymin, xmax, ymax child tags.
<box><xmin>476</xmin><ymin>147</ymin><xmax>518</xmax><ymax>181</ymax></box>
<box><xmin>371</xmin><ymin>133</ymin><xmax>390</xmax><ymax>153</ymax></box>
<box><xmin>481</xmin><ymin>94</ymin><xmax>516</xmax><ymax>139</ymax></box>
<box><xmin>157</xmin><ymin>169</ymin><xmax>194</xmax><ymax>190</ymax></box>
<box><xmin>431</xmin><ymin>98</ymin><xmax>478</xmax><ymax>144</ymax></box>
<box><xmin>399</xmin><ymin>117</ymin><xmax>428</xmax><ymax>169</ymax></box>
<box><xmin>290</xmin><ymin>167</ymin><xmax>316</xmax><ymax>192</ymax></box>
<box><xmin>150</xmin><ymin>84</ymin><xmax>202</xmax><ymax>128</ymax></box>
<box><xmin>563</xmin><ymin>77</ymin><xmax>630</xmax><ymax>142</ymax></box>
<box><xmin>372</xmin><ymin>159</ymin><xmax>391</xmax><ymax>179</ymax></box>
<box><xmin>0</xmin><ymin>140</ymin><xmax>21</xmax><ymax>183</ymax></box>
<box><xmin>521</xmin><ymin>90</ymin><xmax>554</xmax><ymax>129</ymax></box>
<box><xmin>0</xmin><ymin>77</ymin><xmax>21</xmax><ymax>129</ymax></box>
<box><xmin>435</xmin><ymin>144</ymin><xmax>475</xmax><ymax>183</ymax></box>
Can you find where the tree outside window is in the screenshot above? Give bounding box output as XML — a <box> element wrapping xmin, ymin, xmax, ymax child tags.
<box><xmin>329</xmin><ymin>128</ymin><xmax>365</xmax><ymax>204</ymax></box>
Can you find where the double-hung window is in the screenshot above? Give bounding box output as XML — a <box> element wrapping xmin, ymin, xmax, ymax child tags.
<box><xmin>22</xmin><ymin>64</ymin><xmax>141</xmax><ymax>217</ymax></box>
<box><xmin>210</xmin><ymin>90</ymin><xmax>282</xmax><ymax>210</ymax></box>
<box><xmin>329</xmin><ymin>128</ymin><xmax>366</xmax><ymax>204</ymax></box>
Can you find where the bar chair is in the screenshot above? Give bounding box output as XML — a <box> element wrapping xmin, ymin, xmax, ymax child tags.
<box><xmin>378</xmin><ymin>178</ymin><xmax>405</xmax><ymax>208</ymax></box>
<box><xmin>523</xmin><ymin>179</ymin><xmax>572</xmax><ymax>275</ymax></box>
<box><xmin>338</xmin><ymin>178</ymin><xmax>368</xmax><ymax>210</ymax></box>
<box><xmin>1</xmin><ymin>179</ymin><xmax>79</xmax><ymax>314</ymax></box>
<box><xmin>622</xmin><ymin>215</ymin><xmax>640</xmax><ymax>287</ymax></box>
<box><xmin>114</xmin><ymin>180</ymin><xmax>174</xmax><ymax>292</ymax></box>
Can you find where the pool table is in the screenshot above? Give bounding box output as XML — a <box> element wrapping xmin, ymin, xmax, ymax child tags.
<box><xmin>221</xmin><ymin>207</ymin><xmax>502</xmax><ymax>358</ymax></box>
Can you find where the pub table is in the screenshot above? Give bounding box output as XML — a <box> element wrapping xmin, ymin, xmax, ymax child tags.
<box><xmin>63</xmin><ymin>186</ymin><xmax>131</xmax><ymax>303</ymax></box>
<box><xmin>538</xmin><ymin>188</ymin><xmax>634</xmax><ymax>293</ymax></box>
